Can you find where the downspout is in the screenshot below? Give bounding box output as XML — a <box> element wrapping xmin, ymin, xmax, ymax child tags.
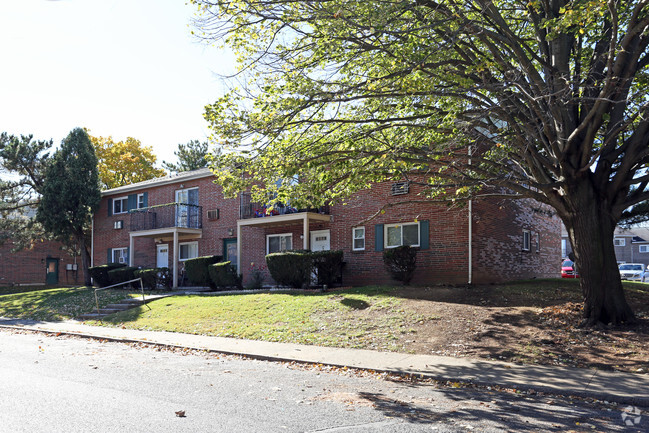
<box><xmin>90</xmin><ymin>216</ymin><xmax>94</xmax><ymax>267</ymax></box>
<box><xmin>468</xmin><ymin>145</ymin><xmax>473</xmax><ymax>286</ymax></box>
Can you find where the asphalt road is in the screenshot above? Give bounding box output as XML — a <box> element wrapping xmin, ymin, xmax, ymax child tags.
<box><xmin>0</xmin><ymin>328</ymin><xmax>644</xmax><ymax>432</ymax></box>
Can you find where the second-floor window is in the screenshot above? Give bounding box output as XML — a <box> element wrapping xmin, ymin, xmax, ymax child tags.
<box><xmin>176</xmin><ymin>187</ymin><xmax>199</xmax><ymax>205</ymax></box>
<box><xmin>522</xmin><ymin>230</ymin><xmax>531</xmax><ymax>251</ymax></box>
<box><xmin>137</xmin><ymin>193</ymin><xmax>146</xmax><ymax>209</ymax></box>
<box><xmin>113</xmin><ymin>197</ymin><xmax>128</xmax><ymax>214</ymax></box>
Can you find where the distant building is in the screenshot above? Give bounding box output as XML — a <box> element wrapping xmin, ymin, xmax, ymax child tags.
<box><xmin>561</xmin><ymin>226</ymin><xmax>649</xmax><ymax>267</ymax></box>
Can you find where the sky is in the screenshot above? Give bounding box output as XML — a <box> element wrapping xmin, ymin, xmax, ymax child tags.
<box><xmin>0</xmin><ymin>0</ymin><xmax>233</xmax><ymax>165</ymax></box>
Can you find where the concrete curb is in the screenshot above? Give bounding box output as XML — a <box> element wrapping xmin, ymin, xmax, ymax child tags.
<box><xmin>1</xmin><ymin>319</ymin><xmax>648</xmax><ymax>408</ymax></box>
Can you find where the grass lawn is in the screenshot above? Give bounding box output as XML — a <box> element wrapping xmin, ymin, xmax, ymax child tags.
<box><xmin>0</xmin><ymin>286</ymin><xmax>153</xmax><ymax>321</ymax></box>
<box><xmin>1</xmin><ymin>280</ymin><xmax>648</xmax><ymax>373</ymax></box>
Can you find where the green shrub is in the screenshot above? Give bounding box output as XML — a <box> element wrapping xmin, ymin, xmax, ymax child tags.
<box><xmin>156</xmin><ymin>267</ymin><xmax>172</xmax><ymax>289</ymax></box>
<box><xmin>184</xmin><ymin>255</ymin><xmax>222</xmax><ymax>287</ymax></box>
<box><xmin>266</xmin><ymin>251</ymin><xmax>313</xmax><ymax>288</ymax></box>
<box><xmin>383</xmin><ymin>246</ymin><xmax>417</xmax><ymax>285</ymax></box>
<box><xmin>107</xmin><ymin>266</ymin><xmax>139</xmax><ymax>288</ymax></box>
<box><xmin>88</xmin><ymin>262</ymin><xmax>126</xmax><ymax>287</ymax></box>
<box><xmin>134</xmin><ymin>268</ymin><xmax>157</xmax><ymax>290</ymax></box>
<box><xmin>208</xmin><ymin>261</ymin><xmax>242</xmax><ymax>290</ymax></box>
<box><xmin>311</xmin><ymin>250</ymin><xmax>344</xmax><ymax>287</ymax></box>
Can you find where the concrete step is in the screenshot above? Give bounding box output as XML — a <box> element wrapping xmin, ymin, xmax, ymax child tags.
<box><xmin>96</xmin><ymin>308</ymin><xmax>123</xmax><ymax>315</ymax></box>
<box><xmin>104</xmin><ymin>304</ymin><xmax>132</xmax><ymax>310</ymax></box>
<box><xmin>78</xmin><ymin>313</ymin><xmax>106</xmax><ymax>320</ymax></box>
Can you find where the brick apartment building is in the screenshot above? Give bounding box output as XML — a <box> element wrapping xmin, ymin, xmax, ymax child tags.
<box><xmin>91</xmin><ymin>168</ymin><xmax>560</xmax><ymax>288</ymax></box>
<box><xmin>0</xmin><ymin>239</ymin><xmax>81</xmax><ymax>286</ymax></box>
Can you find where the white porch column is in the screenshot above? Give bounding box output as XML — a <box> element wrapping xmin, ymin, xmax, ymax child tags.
<box><xmin>236</xmin><ymin>222</ymin><xmax>242</xmax><ymax>271</ymax></box>
<box><xmin>128</xmin><ymin>234</ymin><xmax>134</xmax><ymax>267</ymax></box>
<box><xmin>172</xmin><ymin>230</ymin><xmax>179</xmax><ymax>289</ymax></box>
<box><xmin>303</xmin><ymin>215</ymin><xmax>309</xmax><ymax>250</ymax></box>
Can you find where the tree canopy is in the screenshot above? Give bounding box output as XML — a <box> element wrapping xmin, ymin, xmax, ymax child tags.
<box><xmin>88</xmin><ymin>132</ymin><xmax>166</xmax><ymax>189</ymax></box>
<box><xmin>162</xmin><ymin>139</ymin><xmax>210</xmax><ymax>173</ymax></box>
<box><xmin>37</xmin><ymin>128</ymin><xmax>101</xmax><ymax>286</ymax></box>
<box><xmin>194</xmin><ymin>0</ymin><xmax>649</xmax><ymax>325</ymax></box>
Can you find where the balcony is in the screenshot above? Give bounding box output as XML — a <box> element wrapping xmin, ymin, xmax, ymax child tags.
<box><xmin>129</xmin><ymin>203</ymin><xmax>202</xmax><ymax>232</ymax></box>
<box><xmin>239</xmin><ymin>193</ymin><xmax>330</xmax><ymax>219</ymax></box>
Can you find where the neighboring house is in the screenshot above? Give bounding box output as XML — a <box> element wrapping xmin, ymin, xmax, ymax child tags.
<box><xmin>561</xmin><ymin>226</ymin><xmax>649</xmax><ymax>268</ymax></box>
<box><xmin>92</xmin><ymin>168</ymin><xmax>560</xmax><ymax>288</ymax></box>
<box><xmin>0</xmin><ymin>238</ymin><xmax>80</xmax><ymax>286</ymax></box>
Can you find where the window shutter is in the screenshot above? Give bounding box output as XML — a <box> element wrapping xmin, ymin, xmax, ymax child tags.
<box><xmin>127</xmin><ymin>194</ymin><xmax>137</xmax><ymax>211</ymax></box>
<box><xmin>107</xmin><ymin>198</ymin><xmax>113</xmax><ymax>216</ymax></box>
<box><xmin>143</xmin><ymin>192</ymin><xmax>148</xmax><ymax>207</ymax></box>
<box><xmin>107</xmin><ymin>249</ymin><xmax>112</xmax><ymax>264</ymax></box>
<box><xmin>375</xmin><ymin>224</ymin><xmax>384</xmax><ymax>252</ymax></box>
<box><xmin>420</xmin><ymin>220</ymin><xmax>429</xmax><ymax>250</ymax></box>
<box><xmin>126</xmin><ymin>247</ymin><xmax>130</xmax><ymax>265</ymax></box>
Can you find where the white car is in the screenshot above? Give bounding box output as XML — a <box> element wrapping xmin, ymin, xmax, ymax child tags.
<box><xmin>618</xmin><ymin>263</ymin><xmax>647</xmax><ymax>281</ymax></box>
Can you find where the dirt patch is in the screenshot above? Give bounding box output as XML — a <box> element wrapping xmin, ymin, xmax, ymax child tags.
<box><xmin>384</xmin><ymin>282</ymin><xmax>649</xmax><ymax>374</ymax></box>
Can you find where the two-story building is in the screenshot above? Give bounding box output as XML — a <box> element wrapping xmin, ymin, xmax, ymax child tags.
<box><xmin>562</xmin><ymin>225</ymin><xmax>649</xmax><ymax>268</ymax></box>
<box><xmin>91</xmin><ymin>168</ymin><xmax>560</xmax><ymax>288</ymax></box>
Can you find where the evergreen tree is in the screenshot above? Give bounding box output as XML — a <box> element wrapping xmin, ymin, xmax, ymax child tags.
<box><xmin>162</xmin><ymin>139</ymin><xmax>209</xmax><ymax>173</ymax></box>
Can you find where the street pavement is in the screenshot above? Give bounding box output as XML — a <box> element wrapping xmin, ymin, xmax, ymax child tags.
<box><xmin>1</xmin><ymin>317</ymin><xmax>648</xmax><ymax>408</ymax></box>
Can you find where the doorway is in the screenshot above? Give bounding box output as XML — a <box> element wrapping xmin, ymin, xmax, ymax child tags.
<box><xmin>223</xmin><ymin>238</ymin><xmax>237</xmax><ymax>268</ymax></box>
<box><xmin>156</xmin><ymin>244</ymin><xmax>169</xmax><ymax>268</ymax></box>
<box><xmin>46</xmin><ymin>258</ymin><xmax>59</xmax><ymax>285</ymax></box>
<box><xmin>310</xmin><ymin>230</ymin><xmax>331</xmax><ymax>251</ymax></box>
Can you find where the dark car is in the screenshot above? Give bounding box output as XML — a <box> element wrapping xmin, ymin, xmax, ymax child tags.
<box><xmin>561</xmin><ymin>259</ymin><xmax>578</xmax><ymax>278</ymax></box>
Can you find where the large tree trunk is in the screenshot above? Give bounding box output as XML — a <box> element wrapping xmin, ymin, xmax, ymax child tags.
<box><xmin>78</xmin><ymin>232</ymin><xmax>92</xmax><ymax>287</ymax></box>
<box><xmin>563</xmin><ymin>192</ymin><xmax>635</xmax><ymax>326</ymax></box>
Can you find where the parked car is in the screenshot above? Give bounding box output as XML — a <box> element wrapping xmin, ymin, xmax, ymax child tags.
<box><xmin>561</xmin><ymin>259</ymin><xmax>578</xmax><ymax>278</ymax></box>
<box><xmin>618</xmin><ymin>263</ymin><xmax>646</xmax><ymax>282</ymax></box>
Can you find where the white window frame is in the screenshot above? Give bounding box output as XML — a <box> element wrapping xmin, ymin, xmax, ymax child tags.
<box><xmin>561</xmin><ymin>239</ymin><xmax>567</xmax><ymax>258</ymax></box>
<box><xmin>384</xmin><ymin>222</ymin><xmax>420</xmax><ymax>249</ymax></box>
<box><xmin>137</xmin><ymin>193</ymin><xmax>146</xmax><ymax>209</ymax></box>
<box><xmin>640</xmin><ymin>245</ymin><xmax>649</xmax><ymax>253</ymax></box>
<box><xmin>113</xmin><ymin>196</ymin><xmax>128</xmax><ymax>215</ymax></box>
<box><xmin>266</xmin><ymin>233</ymin><xmax>293</xmax><ymax>254</ymax></box>
<box><xmin>352</xmin><ymin>227</ymin><xmax>365</xmax><ymax>251</ymax></box>
<box><xmin>522</xmin><ymin>230</ymin><xmax>531</xmax><ymax>251</ymax></box>
<box><xmin>111</xmin><ymin>247</ymin><xmax>128</xmax><ymax>264</ymax></box>
<box><xmin>175</xmin><ymin>187</ymin><xmax>199</xmax><ymax>204</ymax></box>
<box><xmin>614</xmin><ymin>238</ymin><xmax>626</xmax><ymax>247</ymax></box>
<box><xmin>179</xmin><ymin>241</ymin><xmax>198</xmax><ymax>261</ymax></box>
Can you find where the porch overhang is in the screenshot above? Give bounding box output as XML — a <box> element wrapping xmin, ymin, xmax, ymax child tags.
<box><xmin>128</xmin><ymin>227</ymin><xmax>202</xmax><ymax>289</ymax></box>
<box><xmin>236</xmin><ymin>212</ymin><xmax>332</xmax><ymax>270</ymax></box>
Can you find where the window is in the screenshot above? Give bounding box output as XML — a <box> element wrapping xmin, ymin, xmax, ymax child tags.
<box><xmin>137</xmin><ymin>193</ymin><xmax>146</xmax><ymax>209</ymax></box>
<box><xmin>111</xmin><ymin>247</ymin><xmax>128</xmax><ymax>264</ymax></box>
<box><xmin>640</xmin><ymin>245</ymin><xmax>649</xmax><ymax>253</ymax></box>
<box><xmin>352</xmin><ymin>227</ymin><xmax>365</xmax><ymax>251</ymax></box>
<box><xmin>176</xmin><ymin>187</ymin><xmax>199</xmax><ymax>205</ymax></box>
<box><xmin>267</xmin><ymin>233</ymin><xmax>292</xmax><ymax>254</ymax></box>
<box><xmin>614</xmin><ymin>238</ymin><xmax>625</xmax><ymax>247</ymax></box>
<box><xmin>522</xmin><ymin>230</ymin><xmax>531</xmax><ymax>251</ymax></box>
<box><xmin>385</xmin><ymin>222</ymin><xmax>420</xmax><ymax>248</ymax></box>
<box><xmin>535</xmin><ymin>232</ymin><xmax>540</xmax><ymax>253</ymax></box>
<box><xmin>561</xmin><ymin>239</ymin><xmax>567</xmax><ymax>258</ymax></box>
<box><xmin>113</xmin><ymin>196</ymin><xmax>128</xmax><ymax>214</ymax></box>
<box><xmin>179</xmin><ymin>242</ymin><xmax>198</xmax><ymax>261</ymax></box>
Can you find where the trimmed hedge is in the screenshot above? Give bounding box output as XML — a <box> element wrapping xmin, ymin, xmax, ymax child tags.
<box><xmin>134</xmin><ymin>267</ymin><xmax>171</xmax><ymax>290</ymax></box>
<box><xmin>184</xmin><ymin>255</ymin><xmax>222</xmax><ymax>287</ymax></box>
<box><xmin>208</xmin><ymin>261</ymin><xmax>242</xmax><ymax>290</ymax></box>
<box><xmin>266</xmin><ymin>250</ymin><xmax>344</xmax><ymax>288</ymax></box>
<box><xmin>383</xmin><ymin>246</ymin><xmax>417</xmax><ymax>285</ymax></box>
<box><xmin>107</xmin><ymin>266</ymin><xmax>139</xmax><ymax>288</ymax></box>
<box><xmin>88</xmin><ymin>262</ymin><xmax>126</xmax><ymax>287</ymax></box>
<box><xmin>311</xmin><ymin>250</ymin><xmax>344</xmax><ymax>287</ymax></box>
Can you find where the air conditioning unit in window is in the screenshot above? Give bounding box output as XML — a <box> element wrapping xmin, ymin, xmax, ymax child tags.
<box><xmin>207</xmin><ymin>209</ymin><xmax>219</xmax><ymax>220</ymax></box>
<box><xmin>391</xmin><ymin>182</ymin><xmax>409</xmax><ymax>196</ymax></box>
<box><xmin>114</xmin><ymin>220</ymin><xmax>123</xmax><ymax>229</ymax></box>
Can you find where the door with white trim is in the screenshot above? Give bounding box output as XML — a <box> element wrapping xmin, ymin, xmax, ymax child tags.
<box><xmin>156</xmin><ymin>244</ymin><xmax>169</xmax><ymax>268</ymax></box>
<box><xmin>310</xmin><ymin>230</ymin><xmax>330</xmax><ymax>251</ymax></box>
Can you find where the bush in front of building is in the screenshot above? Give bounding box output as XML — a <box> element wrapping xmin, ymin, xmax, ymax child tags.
<box><xmin>184</xmin><ymin>255</ymin><xmax>222</xmax><ymax>287</ymax></box>
<box><xmin>107</xmin><ymin>266</ymin><xmax>139</xmax><ymax>288</ymax></box>
<box><xmin>88</xmin><ymin>262</ymin><xmax>127</xmax><ymax>287</ymax></box>
<box><xmin>208</xmin><ymin>261</ymin><xmax>242</xmax><ymax>290</ymax></box>
<box><xmin>134</xmin><ymin>267</ymin><xmax>171</xmax><ymax>290</ymax></box>
<box><xmin>266</xmin><ymin>251</ymin><xmax>313</xmax><ymax>288</ymax></box>
<box><xmin>311</xmin><ymin>250</ymin><xmax>344</xmax><ymax>287</ymax></box>
<box><xmin>382</xmin><ymin>246</ymin><xmax>417</xmax><ymax>285</ymax></box>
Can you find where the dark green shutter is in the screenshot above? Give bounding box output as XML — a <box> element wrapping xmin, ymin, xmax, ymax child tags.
<box><xmin>127</xmin><ymin>194</ymin><xmax>137</xmax><ymax>211</ymax></box>
<box><xmin>420</xmin><ymin>220</ymin><xmax>429</xmax><ymax>250</ymax></box>
<box><xmin>126</xmin><ymin>247</ymin><xmax>130</xmax><ymax>265</ymax></box>
<box><xmin>107</xmin><ymin>198</ymin><xmax>113</xmax><ymax>216</ymax></box>
<box><xmin>107</xmin><ymin>249</ymin><xmax>112</xmax><ymax>264</ymax></box>
<box><xmin>143</xmin><ymin>192</ymin><xmax>148</xmax><ymax>207</ymax></box>
<box><xmin>375</xmin><ymin>224</ymin><xmax>384</xmax><ymax>252</ymax></box>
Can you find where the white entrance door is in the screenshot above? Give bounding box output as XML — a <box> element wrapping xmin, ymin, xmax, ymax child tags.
<box><xmin>156</xmin><ymin>244</ymin><xmax>169</xmax><ymax>268</ymax></box>
<box><xmin>310</xmin><ymin>230</ymin><xmax>331</xmax><ymax>251</ymax></box>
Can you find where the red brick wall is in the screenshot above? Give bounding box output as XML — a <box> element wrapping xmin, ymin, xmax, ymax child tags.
<box><xmin>0</xmin><ymin>240</ymin><xmax>79</xmax><ymax>286</ymax></box>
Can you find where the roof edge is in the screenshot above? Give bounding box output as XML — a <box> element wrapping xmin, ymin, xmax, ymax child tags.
<box><xmin>101</xmin><ymin>168</ymin><xmax>214</xmax><ymax>197</ymax></box>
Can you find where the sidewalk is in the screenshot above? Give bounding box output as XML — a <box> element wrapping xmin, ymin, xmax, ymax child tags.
<box><xmin>1</xmin><ymin>317</ymin><xmax>648</xmax><ymax>407</ymax></box>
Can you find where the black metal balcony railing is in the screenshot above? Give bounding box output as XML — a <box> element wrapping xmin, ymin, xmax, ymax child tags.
<box><xmin>239</xmin><ymin>193</ymin><xmax>330</xmax><ymax>219</ymax></box>
<box><xmin>129</xmin><ymin>203</ymin><xmax>202</xmax><ymax>231</ymax></box>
